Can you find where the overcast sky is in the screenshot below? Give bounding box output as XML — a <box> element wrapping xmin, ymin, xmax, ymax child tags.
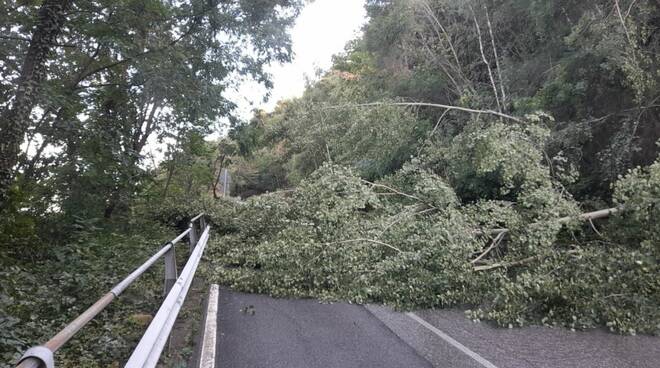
<box><xmin>223</xmin><ymin>0</ymin><xmax>367</xmax><ymax>123</ymax></box>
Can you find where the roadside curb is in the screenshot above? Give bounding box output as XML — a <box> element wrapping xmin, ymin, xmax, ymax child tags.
<box><xmin>196</xmin><ymin>284</ymin><xmax>219</xmax><ymax>368</ymax></box>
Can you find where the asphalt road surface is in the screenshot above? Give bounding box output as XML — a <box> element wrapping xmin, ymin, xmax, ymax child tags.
<box><xmin>215</xmin><ymin>288</ymin><xmax>660</xmax><ymax>368</ymax></box>
<box><xmin>368</xmin><ymin>305</ymin><xmax>660</xmax><ymax>368</ymax></box>
<box><xmin>215</xmin><ymin>288</ymin><xmax>432</xmax><ymax>368</ymax></box>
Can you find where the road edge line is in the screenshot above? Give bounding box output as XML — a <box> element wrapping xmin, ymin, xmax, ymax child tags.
<box><xmin>406</xmin><ymin>312</ymin><xmax>499</xmax><ymax>368</ymax></box>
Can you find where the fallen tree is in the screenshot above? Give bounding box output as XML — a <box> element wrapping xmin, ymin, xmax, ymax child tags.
<box><xmin>202</xmin><ymin>159</ymin><xmax>659</xmax><ymax>335</ymax></box>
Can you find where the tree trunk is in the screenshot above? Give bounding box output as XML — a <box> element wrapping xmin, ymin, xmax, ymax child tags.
<box><xmin>163</xmin><ymin>159</ymin><xmax>176</xmax><ymax>198</ymax></box>
<box><xmin>0</xmin><ymin>0</ymin><xmax>72</xmax><ymax>207</ymax></box>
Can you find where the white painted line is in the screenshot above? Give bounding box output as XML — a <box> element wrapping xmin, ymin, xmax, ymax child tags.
<box><xmin>406</xmin><ymin>312</ymin><xmax>499</xmax><ymax>368</ymax></box>
<box><xmin>199</xmin><ymin>284</ymin><xmax>220</xmax><ymax>368</ymax></box>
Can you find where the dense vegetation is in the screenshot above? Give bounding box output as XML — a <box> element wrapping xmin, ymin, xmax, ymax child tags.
<box><xmin>1</xmin><ymin>0</ymin><xmax>659</xmax><ymax>365</ymax></box>
<box><xmin>204</xmin><ymin>0</ymin><xmax>660</xmax><ymax>335</ymax></box>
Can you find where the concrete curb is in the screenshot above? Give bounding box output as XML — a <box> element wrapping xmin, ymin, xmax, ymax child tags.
<box><xmin>198</xmin><ymin>284</ymin><xmax>219</xmax><ymax>368</ymax></box>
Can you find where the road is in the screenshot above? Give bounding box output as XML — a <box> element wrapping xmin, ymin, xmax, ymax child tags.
<box><xmin>214</xmin><ymin>288</ymin><xmax>660</xmax><ymax>368</ymax></box>
<box><xmin>215</xmin><ymin>288</ymin><xmax>432</xmax><ymax>368</ymax></box>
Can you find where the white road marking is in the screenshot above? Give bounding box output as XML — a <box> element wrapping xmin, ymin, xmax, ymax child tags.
<box><xmin>200</xmin><ymin>284</ymin><xmax>220</xmax><ymax>368</ymax></box>
<box><xmin>406</xmin><ymin>312</ymin><xmax>499</xmax><ymax>368</ymax></box>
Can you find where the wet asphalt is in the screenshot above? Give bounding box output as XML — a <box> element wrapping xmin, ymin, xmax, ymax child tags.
<box><xmin>215</xmin><ymin>288</ymin><xmax>660</xmax><ymax>368</ymax></box>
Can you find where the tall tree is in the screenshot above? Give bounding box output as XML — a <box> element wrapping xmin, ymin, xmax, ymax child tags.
<box><xmin>0</xmin><ymin>0</ymin><xmax>72</xmax><ymax>208</ymax></box>
<box><xmin>1</xmin><ymin>0</ymin><xmax>304</xmax><ymax>219</ymax></box>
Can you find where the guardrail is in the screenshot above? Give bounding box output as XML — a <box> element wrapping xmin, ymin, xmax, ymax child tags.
<box><xmin>16</xmin><ymin>214</ymin><xmax>211</xmax><ymax>368</ymax></box>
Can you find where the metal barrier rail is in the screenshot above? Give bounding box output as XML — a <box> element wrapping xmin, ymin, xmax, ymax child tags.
<box><xmin>125</xmin><ymin>226</ymin><xmax>210</xmax><ymax>368</ymax></box>
<box><xmin>16</xmin><ymin>214</ymin><xmax>210</xmax><ymax>368</ymax></box>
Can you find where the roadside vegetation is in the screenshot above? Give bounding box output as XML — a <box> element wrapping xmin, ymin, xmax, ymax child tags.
<box><xmin>1</xmin><ymin>0</ymin><xmax>659</xmax><ymax>366</ymax></box>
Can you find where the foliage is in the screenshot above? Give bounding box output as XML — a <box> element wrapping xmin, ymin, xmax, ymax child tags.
<box><xmin>1</xmin><ymin>0</ymin><xmax>303</xmax><ymax>222</ymax></box>
<box><xmin>225</xmin><ymin>72</ymin><xmax>426</xmax><ymax>196</ymax></box>
<box><xmin>146</xmin><ymin>193</ymin><xmax>238</xmax><ymax>234</ymax></box>
<box><xmin>204</xmin><ymin>150</ymin><xmax>660</xmax><ymax>336</ymax></box>
<box><xmin>196</xmin><ymin>0</ymin><xmax>660</xmax><ymax>336</ymax></box>
<box><xmin>0</xmin><ymin>222</ymin><xmax>175</xmax><ymax>368</ymax></box>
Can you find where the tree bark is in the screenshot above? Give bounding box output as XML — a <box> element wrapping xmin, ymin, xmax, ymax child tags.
<box><xmin>0</xmin><ymin>0</ymin><xmax>72</xmax><ymax>207</ymax></box>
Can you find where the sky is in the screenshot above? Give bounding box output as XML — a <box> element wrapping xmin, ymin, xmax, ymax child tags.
<box><xmin>223</xmin><ymin>0</ymin><xmax>368</xmax><ymax>123</ymax></box>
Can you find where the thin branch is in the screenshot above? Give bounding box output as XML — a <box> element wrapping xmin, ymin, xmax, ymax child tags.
<box><xmin>614</xmin><ymin>0</ymin><xmax>635</xmax><ymax>51</ymax></box>
<box><xmin>474</xmin><ymin>250</ymin><xmax>578</xmax><ymax>272</ymax></box>
<box><xmin>324</xmin><ymin>102</ymin><xmax>523</xmax><ymax>123</ymax></box>
<box><xmin>588</xmin><ymin>218</ymin><xmax>604</xmax><ymax>237</ymax></box>
<box><xmin>470</xmin><ymin>231</ymin><xmax>506</xmax><ymax>264</ymax></box>
<box><xmin>419</xmin><ymin>38</ymin><xmax>463</xmax><ymax>96</ymax></box>
<box><xmin>416</xmin><ymin>0</ymin><xmax>473</xmax><ymax>92</ymax></box>
<box><xmin>326</xmin><ymin>238</ymin><xmax>402</xmax><ymax>253</ymax></box>
<box><xmin>428</xmin><ymin>109</ymin><xmax>450</xmax><ymax>138</ymax></box>
<box><xmin>0</xmin><ymin>35</ymin><xmax>76</xmax><ymax>48</ymax></box>
<box><xmin>380</xmin><ymin>206</ymin><xmax>438</xmax><ymax>235</ymax></box>
<box><xmin>73</xmin><ymin>82</ymin><xmax>140</xmax><ymax>91</ymax></box>
<box><xmin>474</xmin><ymin>255</ymin><xmax>539</xmax><ymax>271</ymax></box>
<box><xmin>418</xmin><ymin>108</ymin><xmax>450</xmax><ymax>155</ymax></box>
<box><xmin>360</xmin><ymin>179</ymin><xmax>431</xmax><ymax>205</ymax></box>
<box><xmin>471</xmin><ymin>4</ymin><xmax>502</xmax><ymax>113</ymax></box>
<box><xmin>484</xmin><ymin>5</ymin><xmax>506</xmax><ymax>106</ymax></box>
<box><xmin>625</xmin><ymin>0</ymin><xmax>638</xmax><ymax>19</ymax></box>
<box><xmin>77</xmin><ymin>22</ymin><xmax>197</xmax><ymax>81</ymax></box>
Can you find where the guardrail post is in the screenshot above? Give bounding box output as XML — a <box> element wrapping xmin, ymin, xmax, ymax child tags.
<box><xmin>189</xmin><ymin>222</ymin><xmax>197</xmax><ymax>253</ymax></box>
<box><xmin>200</xmin><ymin>216</ymin><xmax>206</xmax><ymax>231</ymax></box>
<box><xmin>164</xmin><ymin>243</ymin><xmax>177</xmax><ymax>296</ymax></box>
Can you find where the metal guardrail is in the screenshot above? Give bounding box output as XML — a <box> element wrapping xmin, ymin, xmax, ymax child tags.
<box><xmin>16</xmin><ymin>214</ymin><xmax>211</xmax><ymax>368</ymax></box>
<box><xmin>125</xmin><ymin>226</ymin><xmax>210</xmax><ymax>367</ymax></box>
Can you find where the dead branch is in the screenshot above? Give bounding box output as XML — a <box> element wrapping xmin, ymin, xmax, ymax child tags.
<box><xmin>614</xmin><ymin>0</ymin><xmax>635</xmax><ymax>51</ymax></box>
<box><xmin>324</xmin><ymin>102</ymin><xmax>523</xmax><ymax>123</ymax></box>
<box><xmin>482</xmin><ymin>207</ymin><xmax>621</xmax><ymax>236</ymax></box>
<box><xmin>471</xmin><ymin>4</ymin><xmax>502</xmax><ymax>113</ymax></box>
<box><xmin>470</xmin><ymin>231</ymin><xmax>506</xmax><ymax>264</ymax></box>
<box><xmin>327</xmin><ymin>238</ymin><xmax>402</xmax><ymax>253</ymax></box>
<box><xmin>361</xmin><ymin>179</ymin><xmax>434</xmax><ymax>207</ymax></box>
<box><xmin>484</xmin><ymin>5</ymin><xmax>506</xmax><ymax>106</ymax></box>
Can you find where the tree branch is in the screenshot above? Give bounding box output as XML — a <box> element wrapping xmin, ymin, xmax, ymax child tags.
<box><xmin>484</xmin><ymin>5</ymin><xmax>506</xmax><ymax>106</ymax></box>
<box><xmin>361</xmin><ymin>178</ymin><xmax>434</xmax><ymax>206</ymax></box>
<box><xmin>482</xmin><ymin>207</ymin><xmax>622</xmax><ymax>236</ymax></box>
<box><xmin>325</xmin><ymin>102</ymin><xmax>523</xmax><ymax>123</ymax></box>
<box><xmin>473</xmin><ymin>250</ymin><xmax>579</xmax><ymax>272</ymax></box>
<box><xmin>471</xmin><ymin>4</ymin><xmax>502</xmax><ymax>113</ymax></box>
<box><xmin>471</xmin><ymin>231</ymin><xmax>506</xmax><ymax>264</ymax></box>
<box><xmin>326</xmin><ymin>238</ymin><xmax>402</xmax><ymax>253</ymax></box>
